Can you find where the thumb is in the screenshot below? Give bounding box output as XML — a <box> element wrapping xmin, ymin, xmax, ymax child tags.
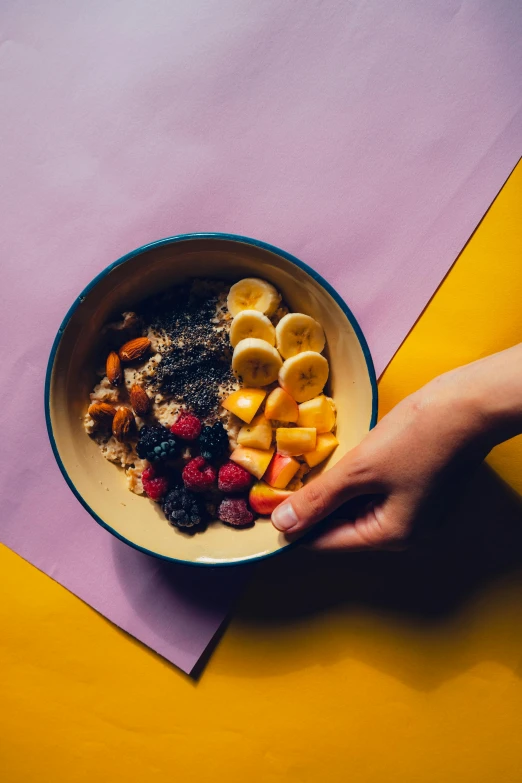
<box><xmin>271</xmin><ymin>456</ymin><xmax>372</xmax><ymax>534</ymax></box>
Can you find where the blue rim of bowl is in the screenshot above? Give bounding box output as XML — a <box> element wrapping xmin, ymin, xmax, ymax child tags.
<box><xmin>45</xmin><ymin>232</ymin><xmax>378</xmax><ymax>567</ymax></box>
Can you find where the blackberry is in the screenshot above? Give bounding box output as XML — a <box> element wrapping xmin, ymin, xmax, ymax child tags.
<box><xmin>163</xmin><ymin>485</ymin><xmax>206</xmax><ymax>529</ymax></box>
<box><xmin>198</xmin><ymin>421</ymin><xmax>229</xmax><ymax>460</ymax></box>
<box><xmin>137</xmin><ymin>425</ymin><xmax>178</xmax><ymax>462</ymax></box>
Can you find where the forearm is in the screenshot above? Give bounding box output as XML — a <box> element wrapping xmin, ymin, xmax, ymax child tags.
<box><xmin>426</xmin><ymin>343</ymin><xmax>522</xmax><ymax>450</ymax></box>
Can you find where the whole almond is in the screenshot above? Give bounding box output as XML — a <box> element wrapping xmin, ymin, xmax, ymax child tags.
<box><xmin>88</xmin><ymin>402</ymin><xmax>117</xmax><ymax>426</ymax></box>
<box><xmin>130</xmin><ymin>383</ymin><xmax>151</xmax><ymax>417</ymax></box>
<box><xmin>106</xmin><ymin>351</ymin><xmax>123</xmax><ymax>386</ymax></box>
<box><xmin>112</xmin><ymin>407</ymin><xmax>134</xmax><ymax>441</ymax></box>
<box><xmin>119</xmin><ymin>337</ymin><xmax>151</xmax><ymax>363</ymax></box>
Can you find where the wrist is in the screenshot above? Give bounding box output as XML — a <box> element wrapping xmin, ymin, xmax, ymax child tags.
<box><xmin>434</xmin><ymin>348</ymin><xmax>522</xmax><ymax>451</ymax></box>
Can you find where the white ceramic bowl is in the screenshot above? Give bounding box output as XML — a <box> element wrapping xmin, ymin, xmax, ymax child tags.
<box><xmin>46</xmin><ymin>233</ymin><xmax>377</xmax><ymax>566</ymax></box>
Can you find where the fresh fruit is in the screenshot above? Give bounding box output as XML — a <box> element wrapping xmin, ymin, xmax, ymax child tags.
<box><xmin>163</xmin><ymin>485</ymin><xmax>206</xmax><ymax>529</ymax></box>
<box><xmin>87</xmin><ymin>402</ymin><xmax>117</xmax><ymax>426</ymax></box>
<box><xmin>118</xmin><ymin>337</ymin><xmax>151</xmax><ymax>363</ymax></box>
<box><xmin>230</xmin><ymin>310</ymin><xmax>276</xmax><ymax>347</ymax></box>
<box><xmin>218</xmin><ymin>461</ymin><xmax>253</xmax><ymax>493</ymax></box>
<box><xmin>182</xmin><ymin>456</ymin><xmax>217</xmax><ymax>493</ymax></box>
<box><xmin>218</xmin><ymin>497</ymin><xmax>254</xmax><ymax>527</ymax></box>
<box><xmin>129</xmin><ymin>384</ymin><xmax>151</xmax><ymax>417</ymax></box>
<box><xmin>303</xmin><ymin>433</ymin><xmax>339</xmax><ymax>468</ymax></box>
<box><xmin>227</xmin><ymin>278</ymin><xmax>280</xmax><ymax>317</ymax></box>
<box><xmin>264</xmin><ymin>387</ymin><xmax>299</xmax><ymax>422</ymax></box>
<box><xmin>276</xmin><ymin>427</ymin><xmax>317</xmax><ymax>456</ymax></box>
<box><xmin>264</xmin><ymin>453</ymin><xmax>300</xmax><ymax>489</ymax></box>
<box><xmin>297</xmin><ymin>395</ymin><xmax>336</xmax><ymax>433</ymax></box>
<box><xmin>237</xmin><ymin>414</ymin><xmax>273</xmax><ymax>450</ymax></box>
<box><xmin>141</xmin><ymin>466</ymin><xmax>169</xmax><ymax>501</ymax></box>
<box><xmin>222</xmin><ymin>388</ymin><xmax>267</xmax><ymax>423</ymax></box>
<box><xmin>275</xmin><ymin>312</ymin><xmax>325</xmax><ymax>358</ymax></box>
<box><xmin>232</xmin><ymin>338</ymin><xmax>283</xmax><ymax>387</ymax></box>
<box><xmin>249</xmin><ymin>482</ymin><xmax>293</xmax><ymax>515</ymax></box>
<box><xmin>198</xmin><ymin>421</ymin><xmax>230</xmax><ymax>459</ymax></box>
<box><xmin>137</xmin><ymin>425</ymin><xmax>178</xmax><ymax>462</ymax></box>
<box><xmin>106</xmin><ymin>351</ymin><xmax>123</xmax><ymax>386</ymax></box>
<box><xmin>230</xmin><ymin>446</ymin><xmax>274</xmax><ymax>479</ymax></box>
<box><xmin>170</xmin><ymin>411</ymin><xmax>202</xmax><ymax>441</ymax></box>
<box><xmin>112</xmin><ymin>407</ymin><xmax>134</xmax><ymax>441</ymax></box>
<box><xmin>278</xmin><ymin>351</ymin><xmax>329</xmax><ymax>402</ymax></box>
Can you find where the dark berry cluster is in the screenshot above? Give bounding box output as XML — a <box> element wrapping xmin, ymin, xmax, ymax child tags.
<box><xmin>137</xmin><ymin>425</ymin><xmax>178</xmax><ymax>462</ymax></box>
<box><xmin>163</xmin><ymin>485</ymin><xmax>206</xmax><ymax>529</ymax></box>
<box><xmin>140</xmin><ymin>412</ymin><xmax>256</xmax><ymax>533</ymax></box>
<box><xmin>198</xmin><ymin>421</ymin><xmax>229</xmax><ymax>460</ymax></box>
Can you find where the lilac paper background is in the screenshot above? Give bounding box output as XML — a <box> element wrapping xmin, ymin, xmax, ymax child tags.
<box><xmin>1</xmin><ymin>0</ymin><xmax>521</xmax><ymax>673</ymax></box>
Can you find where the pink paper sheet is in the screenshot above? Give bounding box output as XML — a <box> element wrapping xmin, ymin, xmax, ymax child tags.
<box><xmin>1</xmin><ymin>1</ymin><xmax>521</xmax><ymax>673</ymax></box>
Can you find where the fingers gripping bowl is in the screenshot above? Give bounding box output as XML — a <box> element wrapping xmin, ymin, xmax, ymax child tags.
<box><xmin>46</xmin><ymin>234</ymin><xmax>377</xmax><ymax>566</ymax></box>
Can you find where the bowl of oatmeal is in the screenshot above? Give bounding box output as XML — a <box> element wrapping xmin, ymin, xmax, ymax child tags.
<box><xmin>46</xmin><ymin>233</ymin><xmax>377</xmax><ymax>566</ymax></box>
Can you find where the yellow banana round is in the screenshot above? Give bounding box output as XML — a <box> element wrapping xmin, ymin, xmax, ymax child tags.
<box><xmin>230</xmin><ymin>310</ymin><xmax>276</xmax><ymax>347</ymax></box>
<box><xmin>232</xmin><ymin>337</ymin><xmax>283</xmax><ymax>386</ymax></box>
<box><xmin>227</xmin><ymin>278</ymin><xmax>280</xmax><ymax>317</ymax></box>
<box><xmin>275</xmin><ymin>312</ymin><xmax>325</xmax><ymax>358</ymax></box>
<box><xmin>278</xmin><ymin>351</ymin><xmax>329</xmax><ymax>402</ymax></box>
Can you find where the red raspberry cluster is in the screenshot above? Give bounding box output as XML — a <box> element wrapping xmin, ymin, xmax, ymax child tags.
<box><xmin>141</xmin><ymin>411</ymin><xmax>256</xmax><ymax>529</ymax></box>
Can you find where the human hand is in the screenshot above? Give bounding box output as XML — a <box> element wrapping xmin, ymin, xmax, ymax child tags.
<box><xmin>271</xmin><ymin>366</ymin><xmax>494</xmax><ymax>551</ymax></box>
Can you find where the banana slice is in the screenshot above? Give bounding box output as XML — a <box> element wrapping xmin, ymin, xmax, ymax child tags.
<box><xmin>230</xmin><ymin>310</ymin><xmax>276</xmax><ymax>348</ymax></box>
<box><xmin>232</xmin><ymin>338</ymin><xmax>283</xmax><ymax>386</ymax></box>
<box><xmin>227</xmin><ymin>278</ymin><xmax>281</xmax><ymax>317</ymax></box>
<box><xmin>275</xmin><ymin>312</ymin><xmax>325</xmax><ymax>358</ymax></box>
<box><xmin>278</xmin><ymin>351</ymin><xmax>329</xmax><ymax>402</ymax></box>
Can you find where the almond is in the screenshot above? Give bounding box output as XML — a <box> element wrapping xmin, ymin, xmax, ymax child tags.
<box><xmin>112</xmin><ymin>407</ymin><xmax>134</xmax><ymax>441</ymax></box>
<box><xmin>119</xmin><ymin>337</ymin><xmax>151</xmax><ymax>363</ymax></box>
<box><xmin>106</xmin><ymin>351</ymin><xmax>123</xmax><ymax>386</ymax></box>
<box><xmin>88</xmin><ymin>402</ymin><xmax>117</xmax><ymax>426</ymax></box>
<box><xmin>130</xmin><ymin>384</ymin><xmax>151</xmax><ymax>417</ymax></box>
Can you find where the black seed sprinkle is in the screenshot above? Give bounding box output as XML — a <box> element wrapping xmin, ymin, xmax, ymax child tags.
<box><xmin>140</xmin><ymin>282</ymin><xmax>236</xmax><ymax>419</ymax></box>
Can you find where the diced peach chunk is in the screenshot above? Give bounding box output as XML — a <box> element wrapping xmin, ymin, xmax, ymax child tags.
<box><xmin>264</xmin><ymin>387</ymin><xmax>299</xmax><ymax>422</ymax></box>
<box><xmin>276</xmin><ymin>427</ymin><xmax>317</xmax><ymax>456</ymax></box>
<box><xmin>249</xmin><ymin>482</ymin><xmax>293</xmax><ymax>515</ymax></box>
<box><xmin>222</xmin><ymin>388</ymin><xmax>267</xmax><ymax>423</ymax></box>
<box><xmin>264</xmin><ymin>453</ymin><xmax>300</xmax><ymax>489</ymax></box>
<box><xmin>297</xmin><ymin>396</ymin><xmax>336</xmax><ymax>433</ymax></box>
<box><xmin>303</xmin><ymin>433</ymin><xmax>339</xmax><ymax>468</ymax></box>
<box><xmin>230</xmin><ymin>446</ymin><xmax>274</xmax><ymax>479</ymax></box>
<box><xmin>237</xmin><ymin>414</ymin><xmax>273</xmax><ymax>450</ymax></box>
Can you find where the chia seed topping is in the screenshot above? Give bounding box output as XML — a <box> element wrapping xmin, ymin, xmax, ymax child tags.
<box><xmin>140</xmin><ymin>281</ymin><xmax>236</xmax><ymax>418</ymax></box>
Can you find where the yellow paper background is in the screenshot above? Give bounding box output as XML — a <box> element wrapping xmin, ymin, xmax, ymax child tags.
<box><xmin>1</xmin><ymin>162</ymin><xmax>522</xmax><ymax>782</ymax></box>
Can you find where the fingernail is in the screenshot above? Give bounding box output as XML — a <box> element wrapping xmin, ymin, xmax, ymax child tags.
<box><xmin>272</xmin><ymin>502</ymin><xmax>299</xmax><ymax>531</ymax></box>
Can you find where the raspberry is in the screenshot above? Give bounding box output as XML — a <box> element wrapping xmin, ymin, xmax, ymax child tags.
<box><xmin>182</xmin><ymin>456</ymin><xmax>217</xmax><ymax>493</ymax></box>
<box><xmin>218</xmin><ymin>461</ymin><xmax>252</xmax><ymax>493</ymax></box>
<box><xmin>141</xmin><ymin>466</ymin><xmax>169</xmax><ymax>502</ymax></box>
<box><xmin>218</xmin><ymin>497</ymin><xmax>254</xmax><ymax>527</ymax></box>
<box><xmin>170</xmin><ymin>411</ymin><xmax>202</xmax><ymax>441</ymax></box>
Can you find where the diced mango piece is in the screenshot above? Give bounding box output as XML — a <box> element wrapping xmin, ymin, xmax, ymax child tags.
<box><xmin>237</xmin><ymin>414</ymin><xmax>273</xmax><ymax>450</ymax></box>
<box><xmin>304</xmin><ymin>433</ymin><xmax>339</xmax><ymax>468</ymax></box>
<box><xmin>222</xmin><ymin>388</ymin><xmax>267</xmax><ymax>423</ymax></box>
<box><xmin>264</xmin><ymin>387</ymin><xmax>299</xmax><ymax>422</ymax></box>
<box><xmin>297</xmin><ymin>395</ymin><xmax>336</xmax><ymax>433</ymax></box>
<box><xmin>230</xmin><ymin>446</ymin><xmax>274</xmax><ymax>479</ymax></box>
<box><xmin>265</xmin><ymin>453</ymin><xmax>301</xmax><ymax>489</ymax></box>
<box><xmin>276</xmin><ymin>427</ymin><xmax>317</xmax><ymax>456</ymax></box>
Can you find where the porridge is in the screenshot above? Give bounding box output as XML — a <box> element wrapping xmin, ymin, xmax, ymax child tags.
<box><xmin>84</xmin><ymin>277</ymin><xmax>338</xmax><ymax>532</ymax></box>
